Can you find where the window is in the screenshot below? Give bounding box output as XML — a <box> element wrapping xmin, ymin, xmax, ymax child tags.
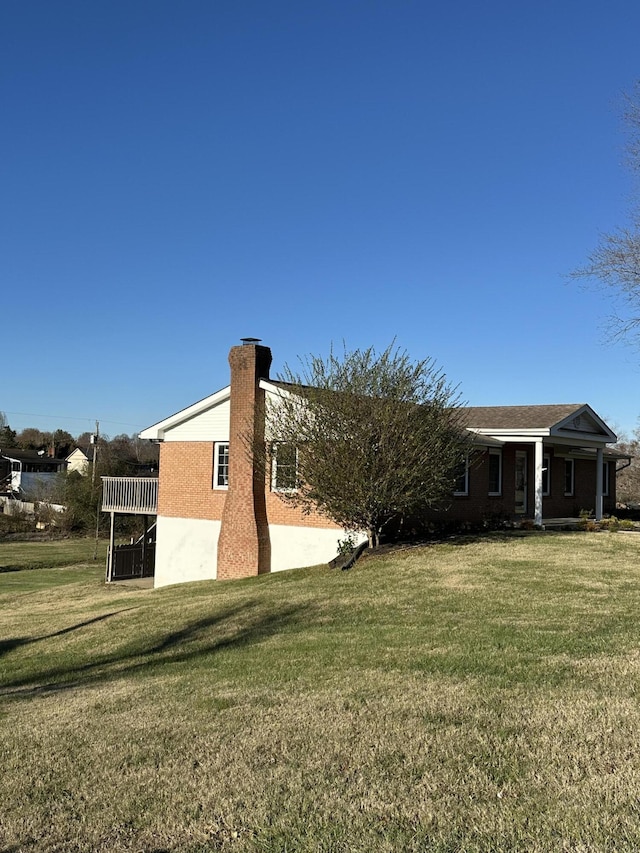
<box><xmin>542</xmin><ymin>454</ymin><xmax>551</xmax><ymax>496</ymax></box>
<box><xmin>488</xmin><ymin>449</ymin><xmax>502</xmax><ymax>496</ymax></box>
<box><xmin>213</xmin><ymin>442</ymin><xmax>229</xmax><ymax>489</ymax></box>
<box><xmin>564</xmin><ymin>459</ymin><xmax>574</xmax><ymax>496</ymax></box>
<box><xmin>454</xmin><ymin>457</ymin><xmax>469</xmax><ymax>496</ymax></box>
<box><xmin>602</xmin><ymin>461</ymin><xmax>609</xmax><ymax>497</ymax></box>
<box><xmin>272</xmin><ymin>443</ymin><xmax>298</xmax><ymax>492</ymax></box>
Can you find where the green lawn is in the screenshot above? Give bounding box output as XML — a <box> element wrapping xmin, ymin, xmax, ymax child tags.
<box><xmin>0</xmin><ymin>537</ymin><xmax>108</xmax><ymax>573</ymax></box>
<box><xmin>2</xmin><ymin>532</ymin><xmax>640</xmax><ymax>851</ymax></box>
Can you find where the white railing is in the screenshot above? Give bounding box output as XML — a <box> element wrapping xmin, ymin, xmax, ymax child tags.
<box><xmin>101</xmin><ymin>477</ymin><xmax>158</xmax><ymax>514</ymax></box>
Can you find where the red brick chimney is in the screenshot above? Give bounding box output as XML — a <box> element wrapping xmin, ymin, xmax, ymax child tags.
<box><xmin>216</xmin><ymin>339</ymin><xmax>272</xmax><ymax>579</ymax></box>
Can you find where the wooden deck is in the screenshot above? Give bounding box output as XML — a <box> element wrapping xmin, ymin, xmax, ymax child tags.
<box><xmin>101</xmin><ymin>476</ymin><xmax>158</xmax><ymax>514</ymax></box>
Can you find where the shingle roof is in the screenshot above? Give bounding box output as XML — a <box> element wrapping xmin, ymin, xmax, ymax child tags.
<box><xmin>0</xmin><ymin>448</ymin><xmax>68</xmax><ymax>464</ymax></box>
<box><xmin>460</xmin><ymin>404</ymin><xmax>585</xmax><ymax>430</ymax></box>
<box><xmin>268</xmin><ymin>390</ymin><xmax>589</xmax><ymax>432</ymax></box>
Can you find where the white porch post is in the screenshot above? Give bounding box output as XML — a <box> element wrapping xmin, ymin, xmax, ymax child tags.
<box><xmin>534</xmin><ymin>438</ymin><xmax>544</xmax><ymax>527</ymax></box>
<box><xmin>106</xmin><ymin>511</ymin><xmax>115</xmax><ymax>583</ymax></box>
<box><xmin>595</xmin><ymin>447</ymin><xmax>604</xmax><ymax>521</ymax></box>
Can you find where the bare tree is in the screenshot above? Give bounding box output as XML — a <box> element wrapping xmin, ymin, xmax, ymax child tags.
<box><xmin>16</xmin><ymin>427</ymin><xmax>51</xmax><ymax>451</ymax></box>
<box><xmin>573</xmin><ymin>83</ymin><xmax>640</xmax><ymax>342</ymax></box>
<box><xmin>263</xmin><ymin>343</ymin><xmax>470</xmax><ymax>548</ymax></box>
<box><xmin>613</xmin><ymin>427</ymin><xmax>640</xmax><ymax>505</ymax></box>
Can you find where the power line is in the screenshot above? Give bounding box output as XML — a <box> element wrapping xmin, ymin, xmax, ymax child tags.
<box><xmin>2</xmin><ymin>410</ymin><xmax>145</xmax><ymax>429</ymax></box>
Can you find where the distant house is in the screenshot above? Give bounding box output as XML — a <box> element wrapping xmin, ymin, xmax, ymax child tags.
<box><xmin>97</xmin><ymin>340</ymin><xmax>628</xmax><ymax>589</ymax></box>
<box><xmin>65</xmin><ymin>447</ymin><xmax>95</xmax><ymax>475</ymax></box>
<box><xmin>0</xmin><ymin>449</ymin><xmax>67</xmax><ymax>497</ymax></box>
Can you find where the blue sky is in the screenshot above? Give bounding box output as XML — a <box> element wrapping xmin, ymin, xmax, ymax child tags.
<box><xmin>3</xmin><ymin>0</ymin><xmax>640</xmax><ymax>440</ymax></box>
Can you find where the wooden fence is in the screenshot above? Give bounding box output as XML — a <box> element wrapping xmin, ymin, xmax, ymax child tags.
<box><xmin>109</xmin><ymin>542</ymin><xmax>156</xmax><ymax>580</ymax></box>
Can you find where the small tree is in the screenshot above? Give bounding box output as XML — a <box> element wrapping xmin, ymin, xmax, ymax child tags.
<box><xmin>264</xmin><ymin>343</ymin><xmax>470</xmax><ymax>548</ymax></box>
<box><xmin>56</xmin><ymin>470</ymin><xmax>102</xmax><ymax>533</ymax></box>
<box><xmin>52</xmin><ymin>429</ymin><xmax>75</xmax><ymax>458</ymax></box>
<box><xmin>0</xmin><ymin>412</ymin><xmax>17</xmax><ymax>447</ymax></box>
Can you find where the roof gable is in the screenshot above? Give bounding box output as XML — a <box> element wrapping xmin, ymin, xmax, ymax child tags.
<box><xmin>462</xmin><ymin>403</ymin><xmax>616</xmax><ymax>444</ymax></box>
<box><xmin>551</xmin><ymin>405</ymin><xmax>616</xmax><ymax>441</ymax></box>
<box><xmin>139</xmin><ymin>386</ymin><xmax>231</xmax><ymax>440</ymax></box>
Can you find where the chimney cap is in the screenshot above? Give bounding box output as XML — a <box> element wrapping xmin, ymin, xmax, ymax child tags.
<box><xmin>240</xmin><ymin>337</ymin><xmax>262</xmax><ymax>345</ymax></box>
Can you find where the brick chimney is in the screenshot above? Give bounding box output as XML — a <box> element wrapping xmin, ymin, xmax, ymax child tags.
<box><xmin>216</xmin><ymin>339</ymin><xmax>272</xmax><ymax>579</ymax></box>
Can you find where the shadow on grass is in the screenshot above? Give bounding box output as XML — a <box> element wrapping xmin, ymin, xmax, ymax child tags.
<box><xmin>0</xmin><ymin>610</ymin><xmax>136</xmax><ymax>659</ymax></box>
<box><xmin>0</xmin><ymin>599</ymin><xmax>311</xmax><ymax>700</ymax></box>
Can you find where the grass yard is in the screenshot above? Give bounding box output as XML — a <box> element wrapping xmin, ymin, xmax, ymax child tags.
<box><xmin>0</xmin><ymin>538</ymin><xmax>108</xmax><ymax>573</ymax></box>
<box><xmin>2</xmin><ymin>532</ymin><xmax>640</xmax><ymax>851</ymax></box>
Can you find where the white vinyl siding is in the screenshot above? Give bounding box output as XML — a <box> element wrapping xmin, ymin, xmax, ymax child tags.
<box><xmin>163</xmin><ymin>399</ymin><xmax>231</xmax><ymax>442</ymax></box>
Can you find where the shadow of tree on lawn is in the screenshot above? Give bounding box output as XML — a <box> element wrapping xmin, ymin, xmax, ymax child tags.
<box><xmin>0</xmin><ymin>610</ymin><xmax>136</xmax><ymax>659</ymax></box>
<box><xmin>1</xmin><ymin>599</ymin><xmax>311</xmax><ymax>700</ymax></box>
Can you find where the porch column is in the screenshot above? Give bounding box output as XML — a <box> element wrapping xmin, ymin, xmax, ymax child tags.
<box><xmin>106</xmin><ymin>511</ymin><xmax>115</xmax><ymax>583</ymax></box>
<box><xmin>595</xmin><ymin>447</ymin><xmax>604</xmax><ymax>521</ymax></box>
<box><xmin>534</xmin><ymin>438</ymin><xmax>543</xmax><ymax>527</ymax></box>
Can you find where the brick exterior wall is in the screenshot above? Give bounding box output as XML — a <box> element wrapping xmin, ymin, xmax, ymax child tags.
<box><xmin>265</xmin><ymin>483</ymin><xmax>341</xmax><ymax>529</ymax></box>
<box><xmin>216</xmin><ymin>343</ymin><xmax>273</xmax><ymax>580</ymax></box>
<box><xmin>157</xmin><ymin>442</ymin><xmax>226</xmax><ymax>519</ymax></box>
<box><xmin>542</xmin><ymin>452</ymin><xmax>615</xmax><ymax>518</ymax></box>
<box><xmin>441</xmin><ymin>445</ymin><xmax>615</xmax><ymax>524</ymax></box>
<box><xmin>439</xmin><ymin>448</ymin><xmax>514</xmax><ymax>524</ymax></box>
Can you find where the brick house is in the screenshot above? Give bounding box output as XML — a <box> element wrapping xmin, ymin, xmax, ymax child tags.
<box><xmin>451</xmin><ymin>404</ymin><xmax>622</xmax><ymax>527</ymax></box>
<box><xmin>103</xmin><ymin>339</ymin><xmax>625</xmax><ymax>588</ymax></box>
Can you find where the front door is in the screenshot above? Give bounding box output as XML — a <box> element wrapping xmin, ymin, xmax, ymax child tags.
<box><xmin>515</xmin><ymin>451</ymin><xmax>527</xmax><ymax>515</ymax></box>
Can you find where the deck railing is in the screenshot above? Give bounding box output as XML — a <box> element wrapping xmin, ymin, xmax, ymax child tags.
<box><xmin>101</xmin><ymin>476</ymin><xmax>158</xmax><ymax>514</ymax></box>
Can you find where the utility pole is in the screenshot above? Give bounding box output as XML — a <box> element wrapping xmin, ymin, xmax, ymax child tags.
<box><xmin>92</xmin><ymin>421</ymin><xmax>100</xmax><ymax>560</ymax></box>
<box><xmin>91</xmin><ymin>421</ymin><xmax>99</xmax><ymax>486</ymax></box>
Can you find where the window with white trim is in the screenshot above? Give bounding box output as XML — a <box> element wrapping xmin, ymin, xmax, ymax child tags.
<box><xmin>542</xmin><ymin>454</ymin><xmax>551</xmax><ymax>496</ymax></box>
<box><xmin>272</xmin><ymin>443</ymin><xmax>298</xmax><ymax>492</ymax></box>
<box><xmin>213</xmin><ymin>442</ymin><xmax>229</xmax><ymax>489</ymax></box>
<box><xmin>564</xmin><ymin>458</ymin><xmax>574</xmax><ymax>496</ymax></box>
<box><xmin>454</xmin><ymin>457</ymin><xmax>469</xmax><ymax>496</ymax></box>
<box><xmin>488</xmin><ymin>449</ymin><xmax>502</xmax><ymax>496</ymax></box>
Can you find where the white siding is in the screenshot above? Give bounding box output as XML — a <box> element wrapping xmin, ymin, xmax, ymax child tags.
<box><xmin>569</xmin><ymin>414</ymin><xmax>600</xmax><ymax>434</ymax></box>
<box><xmin>154</xmin><ymin>516</ymin><xmax>220</xmax><ymax>587</ymax></box>
<box><xmin>163</xmin><ymin>399</ymin><xmax>231</xmax><ymax>442</ymax></box>
<box><xmin>66</xmin><ymin>449</ymin><xmax>89</xmax><ymax>474</ymax></box>
<box><xmin>263</xmin><ymin>387</ymin><xmax>308</xmax><ymax>441</ymax></box>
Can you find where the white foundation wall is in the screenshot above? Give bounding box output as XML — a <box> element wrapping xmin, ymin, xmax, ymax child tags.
<box><xmin>269</xmin><ymin>524</ymin><xmax>366</xmax><ymax>572</ymax></box>
<box><xmin>154</xmin><ymin>516</ymin><xmax>221</xmax><ymax>587</ymax></box>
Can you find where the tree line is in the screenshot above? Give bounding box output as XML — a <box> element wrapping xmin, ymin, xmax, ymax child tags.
<box><xmin>0</xmin><ymin>412</ymin><xmax>158</xmax><ymax>470</ymax></box>
<box><xmin>0</xmin><ymin>412</ymin><xmax>158</xmax><ymax>536</ymax></box>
